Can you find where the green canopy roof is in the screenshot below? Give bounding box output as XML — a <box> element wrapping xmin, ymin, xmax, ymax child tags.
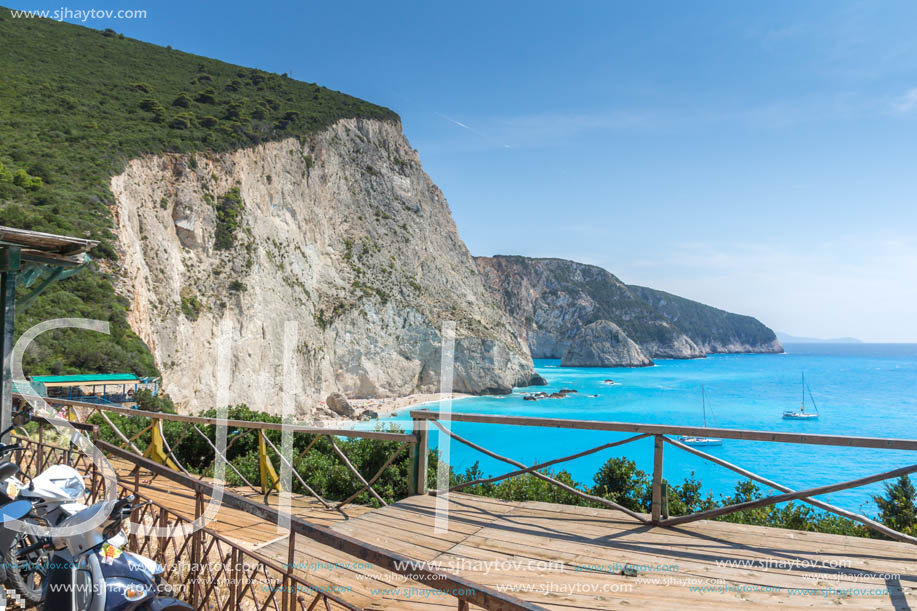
<box><xmin>31</xmin><ymin>374</ymin><xmax>140</xmax><ymax>384</ymax></box>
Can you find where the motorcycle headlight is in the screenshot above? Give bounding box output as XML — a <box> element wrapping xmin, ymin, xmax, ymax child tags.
<box><xmin>107</xmin><ymin>578</ymin><xmax>151</xmax><ymax>602</ymax></box>
<box><xmin>63</xmin><ymin>476</ymin><xmax>86</xmax><ymax>497</ymax></box>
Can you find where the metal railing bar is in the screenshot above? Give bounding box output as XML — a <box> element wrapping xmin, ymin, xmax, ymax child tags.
<box><xmin>190</xmin><ymin>424</ymin><xmax>259</xmax><ymax>490</ymax></box>
<box><xmin>157</xmin><ymin>419</ymin><xmax>191</xmax><ymax>477</ymax></box>
<box><xmin>428</xmin><ymin>419</ymin><xmax>649</xmax><ymax>524</ymax></box>
<box><xmin>260</xmin><ymin>430</ymin><xmax>333</xmax><ymax>509</ymax></box>
<box><xmin>411</xmin><ymin>410</ymin><xmax>917</xmax><ymax>451</ymax></box>
<box><xmin>328</xmin><ymin>437</ymin><xmax>386</xmax><ymax>506</ymax></box>
<box><xmin>336</xmin><ymin>441</ymin><xmax>409</xmax><ymax>509</ymax></box>
<box><xmin>663</xmin><ymin>436</ymin><xmax>917</xmax><ymax>544</ymax></box>
<box><xmin>450</xmin><ymin>433</ymin><xmax>651</xmax><ymax>493</ymax></box>
<box><xmin>92</xmin><ymin>407</ymin><xmax>145</xmax><ymax>455</ymax></box>
<box><xmin>660</xmin><ymin>461</ymin><xmax>917</xmax><ymax>528</ymax></box>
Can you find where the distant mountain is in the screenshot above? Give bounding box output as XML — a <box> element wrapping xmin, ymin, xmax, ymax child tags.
<box><xmin>776</xmin><ymin>332</ymin><xmax>863</xmax><ymax>344</ymax></box>
<box><xmin>475</xmin><ymin>255</ymin><xmax>783</xmax><ymax>367</ymax></box>
<box><xmin>629</xmin><ymin>286</ymin><xmax>784</xmax><ymax>354</ymax></box>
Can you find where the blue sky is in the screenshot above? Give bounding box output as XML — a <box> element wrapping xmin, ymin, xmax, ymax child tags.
<box><xmin>14</xmin><ymin>1</ymin><xmax>917</xmax><ymax>341</ymax></box>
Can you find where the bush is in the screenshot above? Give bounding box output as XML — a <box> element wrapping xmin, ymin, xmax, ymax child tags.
<box><xmin>195</xmin><ymin>87</ymin><xmax>216</xmax><ymax>104</ymax></box>
<box><xmin>213</xmin><ymin>187</ymin><xmax>244</xmax><ymax>250</ymax></box>
<box><xmin>180</xmin><ymin>294</ymin><xmax>201</xmax><ymax>320</ymax></box>
<box><xmin>168</xmin><ymin>113</ymin><xmax>195</xmax><ymax>130</ymax></box>
<box><xmin>139</xmin><ymin>97</ymin><xmax>164</xmax><ymax>113</ymax></box>
<box><xmin>171</xmin><ymin>93</ymin><xmax>192</xmax><ymax>108</ymax></box>
<box><xmin>199</xmin><ymin>116</ymin><xmax>219</xmax><ymax>128</ymax></box>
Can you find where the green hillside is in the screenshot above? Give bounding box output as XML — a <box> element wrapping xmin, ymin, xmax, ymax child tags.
<box><xmin>0</xmin><ymin>9</ymin><xmax>397</xmax><ymax>376</ymax></box>
<box><xmin>628</xmin><ymin>285</ymin><xmax>781</xmax><ymax>351</ymax></box>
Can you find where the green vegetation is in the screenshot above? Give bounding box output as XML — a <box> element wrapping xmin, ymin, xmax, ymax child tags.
<box><xmin>875</xmin><ymin>475</ymin><xmax>917</xmax><ymax>536</ymax></box>
<box><xmin>453</xmin><ymin>456</ymin><xmax>916</xmax><ymax>539</ymax></box>
<box><xmin>628</xmin><ymin>284</ymin><xmax>779</xmax><ymax>348</ymax></box>
<box><xmin>213</xmin><ymin>187</ymin><xmax>244</xmax><ymax>250</ymax></box>
<box><xmin>0</xmin><ymin>10</ymin><xmax>397</xmax><ymax>376</ymax></box>
<box><xmin>89</xmin><ymin>403</ymin><xmax>427</xmax><ymax>507</ymax></box>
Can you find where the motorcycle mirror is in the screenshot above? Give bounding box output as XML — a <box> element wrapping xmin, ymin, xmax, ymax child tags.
<box><xmin>0</xmin><ymin>500</ymin><xmax>31</xmax><ymax>523</ymax></box>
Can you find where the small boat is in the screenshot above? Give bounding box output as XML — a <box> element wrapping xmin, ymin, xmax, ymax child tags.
<box><xmin>679</xmin><ymin>386</ymin><xmax>722</xmax><ymax>446</ymax></box>
<box><xmin>783</xmin><ymin>373</ymin><xmax>819</xmax><ymax>420</ymax></box>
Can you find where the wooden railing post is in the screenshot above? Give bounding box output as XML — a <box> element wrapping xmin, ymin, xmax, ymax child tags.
<box><xmin>407</xmin><ymin>442</ymin><xmax>418</xmax><ymax>496</ymax></box>
<box><xmin>651</xmin><ymin>434</ymin><xmax>664</xmax><ymax>525</ymax></box>
<box><xmin>413</xmin><ymin>415</ymin><xmax>428</xmax><ymax>495</ymax></box>
<box><xmin>283</xmin><ymin>530</ymin><xmax>296</xmax><ymax>611</ymax></box>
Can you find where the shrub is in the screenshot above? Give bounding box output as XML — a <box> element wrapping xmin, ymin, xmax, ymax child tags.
<box><xmin>199</xmin><ymin>116</ymin><xmax>219</xmax><ymax>128</ymax></box>
<box><xmin>195</xmin><ymin>87</ymin><xmax>216</xmax><ymax>104</ymax></box>
<box><xmin>180</xmin><ymin>294</ymin><xmax>202</xmax><ymax>321</ymax></box>
<box><xmin>139</xmin><ymin>97</ymin><xmax>163</xmax><ymax>113</ymax></box>
<box><xmin>168</xmin><ymin>113</ymin><xmax>195</xmax><ymax>130</ymax></box>
<box><xmin>171</xmin><ymin>93</ymin><xmax>192</xmax><ymax>108</ymax></box>
<box><xmin>213</xmin><ymin>187</ymin><xmax>244</xmax><ymax>250</ymax></box>
<box><xmin>131</xmin><ymin>81</ymin><xmax>153</xmax><ymax>93</ymax></box>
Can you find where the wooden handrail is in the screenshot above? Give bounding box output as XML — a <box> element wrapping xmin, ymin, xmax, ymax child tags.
<box><xmin>411</xmin><ymin>409</ymin><xmax>917</xmax><ymax>450</ymax></box>
<box><xmin>411</xmin><ymin>409</ymin><xmax>917</xmax><ymax>543</ymax></box>
<box><xmin>21</xmin><ymin>394</ymin><xmax>416</xmax><ymax>443</ymax></box>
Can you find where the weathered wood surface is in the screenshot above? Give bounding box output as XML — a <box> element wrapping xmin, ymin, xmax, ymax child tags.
<box><xmin>307</xmin><ymin>493</ymin><xmax>915</xmax><ymax>610</ymax></box>
<box><xmin>102</xmin><ymin>453</ymin><xmax>916</xmax><ymax>609</ymax></box>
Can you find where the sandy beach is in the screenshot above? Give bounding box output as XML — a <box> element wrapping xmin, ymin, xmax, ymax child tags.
<box><xmin>344</xmin><ymin>392</ymin><xmax>474</xmax><ymax>419</ymax></box>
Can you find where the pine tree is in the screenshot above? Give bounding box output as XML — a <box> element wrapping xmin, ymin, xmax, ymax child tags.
<box><xmin>874</xmin><ymin>475</ymin><xmax>917</xmax><ymax>536</ymax></box>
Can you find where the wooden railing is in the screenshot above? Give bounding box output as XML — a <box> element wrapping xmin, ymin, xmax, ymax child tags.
<box><xmin>17</xmin><ymin>394</ymin><xmax>424</xmax><ymax>506</ymax></box>
<box><xmin>410</xmin><ymin>409</ymin><xmax>917</xmax><ymax>545</ymax></box>
<box><xmin>10</xmin><ymin>402</ymin><xmax>544</xmax><ymax>610</ymax></box>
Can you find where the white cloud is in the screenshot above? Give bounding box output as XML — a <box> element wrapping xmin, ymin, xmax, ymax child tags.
<box><xmin>891</xmin><ymin>88</ymin><xmax>917</xmax><ymax>114</ymax></box>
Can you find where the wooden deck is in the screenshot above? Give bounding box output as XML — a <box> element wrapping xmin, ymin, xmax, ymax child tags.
<box><xmin>116</xmin><ymin>461</ymin><xmax>916</xmax><ymax>610</ymax></box>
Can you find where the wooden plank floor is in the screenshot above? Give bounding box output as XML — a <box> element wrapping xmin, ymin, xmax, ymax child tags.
<box><xmin>308</xmin><ymin>493</ymin><xmax>915</xmax><ymax>610</ymax></box>
<box><xmin>111</xmin><ymin>460</ymin><xmax>917</xmax><ymax>610</ymax></box>
<box><xmin>109</xmin><ymin>459</ymin><xmax>373</xmax><ymax>544</ymax></box>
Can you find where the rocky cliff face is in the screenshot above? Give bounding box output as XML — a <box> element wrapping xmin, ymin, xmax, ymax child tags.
<box><xmin>110</xmin><ymin>118</ymin><xmax>534</xmax><ymax>415</ymax></box>
<box><xmin>561</xmin><ymin>321</ymin><xmax>652</xmax><ymax>367</ymax></box>
<box><xmin>475</xmin><ymin>255</ymin><xmax>781</xmax><ymax>367</ymax></box>
<box><xmin>628</xmin><ymin>285</ymin><xmax>783</xmax><ymax>354</ymax></box>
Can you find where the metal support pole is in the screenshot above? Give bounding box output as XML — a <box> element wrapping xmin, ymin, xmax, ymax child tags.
<box><xmin>0</xmin><ymin>247</ymin><xmax>20</xmax><ymax>445</ymax></box>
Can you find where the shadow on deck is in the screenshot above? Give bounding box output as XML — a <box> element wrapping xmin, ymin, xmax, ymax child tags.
<box><xmin>253</xmin><ymin>492</ymin><xmax>916</xmax><ymax>610</ymax></box>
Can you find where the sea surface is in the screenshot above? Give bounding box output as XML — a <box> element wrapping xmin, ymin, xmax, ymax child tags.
<box><xmin>388</xmin><ymin>343</ymin><xmax>917</xmax><ymax>514</ymax></box>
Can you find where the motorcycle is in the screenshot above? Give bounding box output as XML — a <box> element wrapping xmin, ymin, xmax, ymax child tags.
<box><xmin>4</xmin><ymin>462</ymin><xmax>91</xmax><ymax>603</ymax></box>
<box><xmin>0</xmin><ymin>408</ymin><xmax>90</xmax><ymax>605</ymax></box>
<box><xmin>43</xmin><ymin>495</ymin><xmax>193</xmax><ymax>610</ymax></box>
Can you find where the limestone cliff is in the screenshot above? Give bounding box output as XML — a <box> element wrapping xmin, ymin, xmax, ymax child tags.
<box><xmin>628</xmin><ymin>285</ymin><xmax>783</xmax><ymax>354</ymax></box>
<box><xmin>110</xmin><ymin>118</ymin><xmax>534</xmax><ymax>415</ymax></box>
<box><xmin>475</xmin><ymin>255</ymin><xmax>781</xmax><ymax>366</ymax></box>
<box><xmin>561</xmin><ymin>321</ymin><xmax>652</xmax><ymax>367</ymax></box>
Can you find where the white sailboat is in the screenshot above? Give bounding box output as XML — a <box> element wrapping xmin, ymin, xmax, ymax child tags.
<box><xmin>679</xmin><ymin>386</ymin><xmax>722</xmax><ymax>446</ymax></box>
<box><xmin>783</xmin><ymin>373</ymin><xmax>819</xmax><ymax>420</ymax></box>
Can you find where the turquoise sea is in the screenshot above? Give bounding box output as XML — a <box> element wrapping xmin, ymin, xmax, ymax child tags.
<box><xmin>391</xmin><ymin>344</ymin><xmax>917</xmax><ymax>513</ymax></box>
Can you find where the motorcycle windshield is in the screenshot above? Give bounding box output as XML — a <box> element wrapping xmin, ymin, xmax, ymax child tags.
<box><xmin>0</xmin><ymin>499</ymin><xmax>32</xmax><ymax>523</ymax></box>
